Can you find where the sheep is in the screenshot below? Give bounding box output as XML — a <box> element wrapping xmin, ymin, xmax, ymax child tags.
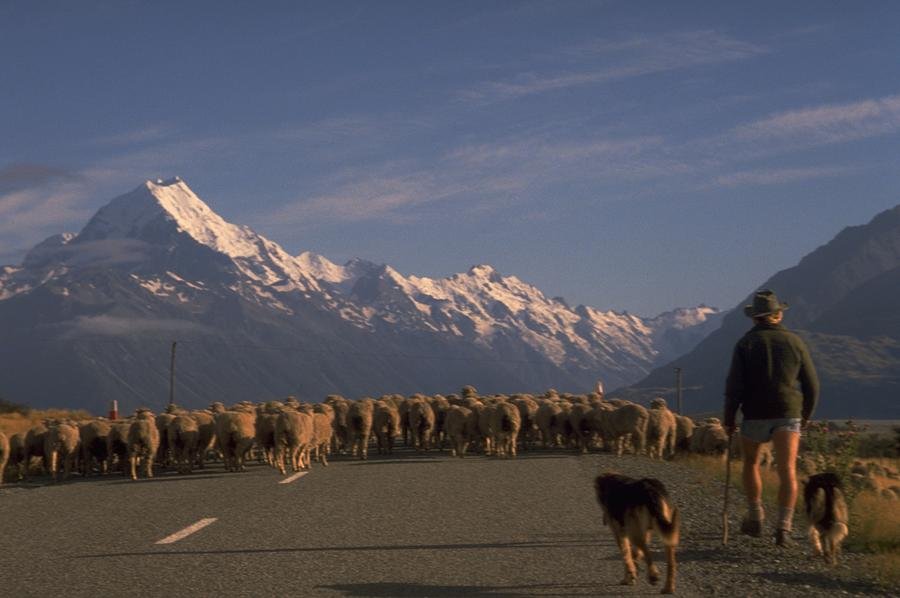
<box><xmin>475</xmin><ymin>402</ymin><xmax>495</xmax><ymax>455</ymax></box>
<box><xmin>23</xmin><ymin>422</ymin><xmax>49</xmax><ymax>479</ymax></box>
<box><xmin>190</xmin><ymin>410</ymin><xmax>217</xmax><ymax>469</ymax></box>
<box><xmin>427</xmin><ymin>394</ymin><xmax>450</xmax><ymax>450</ymax></box>
<box><xmin>444</xmin><ymin>405</ymin><xmax>474</xmax><ymax>457</ymax></box>
<box><xmin>107</xmin><ymin>420</ymin><xmax>132</xmax><ymax>475</ymax></box>
<box><xmin>45</xmin><ymin>420</ymin><xmax>81</xmax><ymax>481</ymax></box>
<box><xmin>214</xmin><ymin>408</ymin><xmax>257</xmax><ymax>472</ymax></box>
<box><xmin>373</xmin><ymin>400</ymin><xmax>401</xmax><ymax>455</ymax></box>
<box><xmin>325</xmin><ymin>395</ymin><xmax>350</xmax><ymax>454</ymax></box>
<box><xmin>167</xmin><ymin>414</ymin><xmax>200</xmax><ymax>474</ymax></box>
<box><xmin>408</xmin><ymin>398</ymin><xmax>436</xmax><ymax>454</ymax></box>
<box><xmin>274</xmin><ymin>408</ymin><xmax>313</xmax><ymax>473</ymax></box>
<box><xmin>554</xmin><ymin>401</ymin><xmax>575</xmax><ymax>449</ymax></box>
<box><xmin>348</xmin><ymin>398</ymin><xmax>376</xmax><ymax>460</ymax></box>
<box><xmin>128</xmin><ymin>409</ymin><xmax>160</xmax><ymax>480</ymax></box>
<box><xmin>79</xmin><ymin>419</ymin><xmax>111</xmax><ymax>476</ymax></box>
<box><xmin>311</xmin><ymin>411</ymin><xmax>333</xmax><ymax>466</ymax></box>
<box><xmin>511</xmin><ymin>395</ymin><xmax>539</xmax><ymax>450</ymax></box>
<box><xmin>597</xmin><ymin>402</ymin><xmax>649</xmax><ymax>456</ymax></box>
<box><xmin>568</xmin><ymin>402</ymin><xmax>595</xmax><ymax>453</ymax></box>
<box><xmin>674</xmin><ymin>415</ymin><xmax>695</xmax><ymax>453</ymax></box>
<box><xmin>7</xmin><ymin>432</ymin><xmax>26</xmax><ymax>482</ymax></box>
<box><xmin>0</xmin><ymin>431</ymin><xmax>8</xmax><ymax>486</ymax></box>
<box><xmin>690</xmin><ymin>418</ymin><xmax>729</xmax><ymax>457</ymax></box>
<box><xmin>490</xmin><ymin>401</ymin><xmax>521</xmax><ymax>458</ymax></box>
<box><xmin>255</xmin><ymin>404</ymin><xmax>281</xmax><ymax>467</ymax></box>
<box><xmin>535</xmin><ymin>400</ymin><xmax>563</xmax><ymax>448</ymax></box>
<box><xmin>155</xmin><ymin>411</ymin><xmax>177</xmax><ymax>470</ymax></box>
<box><xmin>646</xmin><ymin>398</ymin><xmax>677</xmax><ymax>460</ymax></box>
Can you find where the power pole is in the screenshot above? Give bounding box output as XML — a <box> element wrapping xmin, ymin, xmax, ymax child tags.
<box><xmin>169</xmin><ymin>341</ymin><xmax>177</xmax><ymax>409</ymax></box>
<box><xmin>674</xmin><ymin>367</ymin><xmax>683</xmax><ymax>415</ymax></box>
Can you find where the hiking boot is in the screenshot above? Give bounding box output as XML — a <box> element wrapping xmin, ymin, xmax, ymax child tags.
<box><xmin>774</xmin><ymin>528</ymin><xmax>795</xmax><ymax>547</ymax></box>
<box><xmin>740</xmin><ymin>516</ymin><xmax>763</xmax><ymax>537</ymax></box>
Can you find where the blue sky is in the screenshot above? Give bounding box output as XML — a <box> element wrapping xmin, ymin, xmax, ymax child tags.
<box><xmin>1</xmin><ymin>1</ymin><xmax>899</xmax><ymax>315</ymax></box>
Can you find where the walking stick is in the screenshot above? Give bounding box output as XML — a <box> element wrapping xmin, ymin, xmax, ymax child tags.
<box><xmin>722</xmin><ymin>431</ymin><xmax>734</xmax><ymax>545</ymax></box>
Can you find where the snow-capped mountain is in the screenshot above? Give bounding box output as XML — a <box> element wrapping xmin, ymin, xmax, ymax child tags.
<box><xmin>0</xmin><ymin>178</ymin><xmax>721</xmax><ymax>413</ymax></box>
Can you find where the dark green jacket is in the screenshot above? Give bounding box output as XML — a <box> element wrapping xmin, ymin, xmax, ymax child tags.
<box><xmin>724</xmin><ymin>322</ymin><xmax>819</xmax><ymax>428</ymax></box>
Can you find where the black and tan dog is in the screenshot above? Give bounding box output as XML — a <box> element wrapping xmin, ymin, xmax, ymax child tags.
<box><xmin>804</xmin><ymin>472</ymin><xmax>849</xmax><ymax>565</ymax></box>
<box><xmin>594</xmin><ymin>473</ymin><xmax>680</xmax><ymax>594</ymax></box>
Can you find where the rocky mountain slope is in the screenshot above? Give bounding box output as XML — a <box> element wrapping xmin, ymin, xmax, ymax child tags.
<box><xmin>630</xmin><ymin>204</ymin><xmax>900</xmax><ymax>418</ymax></box>
<box><xmin>0</xmin><ymin>178</ymin><xmax>720</xmax><ymax>413</ymax></box>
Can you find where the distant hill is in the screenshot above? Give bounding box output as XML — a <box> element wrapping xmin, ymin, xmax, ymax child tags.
<box><xmin>628</xmin><ymin>204</ymin><xmax>900</xmax><ymax>419</ymax></box>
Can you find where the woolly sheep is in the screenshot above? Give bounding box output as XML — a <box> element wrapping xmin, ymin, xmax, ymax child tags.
<box><xmin>45</xmin><ymin>420</ymin><xmax>80</xmax><ymax>482</ymax></box>
<box><xmin>155</xmin><ymin>412</ymin><xmax>177</xmax><ymax>470</ymax></box>
<box><xmin>190</xmin><ymin>410</ymin><xmax>217</xmax><ymax>469</ymax></box>
<box><xmin>511</xmin><ymin>395</ymin><xmax>539</xmax><ymax>450</ymax></box>
<box><xmin>444</xmin><ymin>405</ymin><xmax>474</xmax><ymax>458</ymax></box>
<box><xmin>490</xmin><ymin>401</ymin><xmax>521</xmax><ymax>458</ymax></box>
<box><xmin>535</xmin><ymin>400</ymin><xmax>563</xmax><ymax>448</ymax></box>
<box><xmin>79</xmin><ymin>419</ymin><xmax>111</xmax><ymax>476</ymax></box>
<box><xmin>326</xmin><ymin>396</ymin><xmax>351</xmax><ymax>454</ymax></box>
<box><xmin>348</xmin><ymin>399</ymin><xmax>375</xmax><ymax>460</ymax></box>
<box><xmin>646</xmin><ymin>398</ymin><xmax>677</xmax><ymax>460</ymax></box>
<box><xmin>7</xmin><ymin>432</ymin><xmax>25</xmax><ymax>482</ymax></box>
<box><xmin>107</xmin><ymin>420</ymin><xmax>132</xmax><ymax>476</ymax></box>
<box><xmin>215</xmin><ymin>408</ymin><xmax>257</xmax><ymax>472</ymax></box>
<box><xmin>311</xmin><ymin>411</ymin><xmax>334</xmax><ymax>466</ymax></box>
<box><xmin>0</xmin><ymin>431</ymin><xmax>8</xmax><ymax>486</ymax></box>
<box><xmin>274</xmin><ymin>408</ymin><xmax>313</xmax><ymax>473</ymax></box>
<box><xmin>373</xmin><ymin>400</ymin><xmax>401</xmax><ymax>455</ymax></box>
<box><xmin>409</xmin><ymin>398</ymin><xmax>436</xmax><ymax>454</ymax></box>
<box><xmin>128</xmin><ymin>410</ymin><xmax>160</xmax><ymax>480</ymax></box>
<box><xmin>690</xmin><ymin>418</ymin><xmax>729</xmax><ymax>457</ymax></box>
<box><xmin>568</xmin><ymin>403</ymin><xmax>595</xmax><ymax>453</ymax></box>
<box><xmin>255</xmin><ymin>409</ymin><xmax>280</xmax><ymax>468</ymax></box>
<box><xmin>427</xmin><ymin>394</ymin><xmax>450</xmax><ymax>450</ymax></box>
<box><xmin>674</xmin><ymin>415</ymin><xmax>695</xmax><ymax>453</ymax></box>
<box><xmin>23</xmin><ymin>422</ymin><xmax>49</xmax><ymax>480</ymax></box>
<box><xmin>597</xmin><ymin>403</ymin><xmax>649</xmax><ymax>456</ymax></box>
<box><xmin>167</xmin><ymin>414</ymin><xmax>200</xmax><ymax>474</ymax></box>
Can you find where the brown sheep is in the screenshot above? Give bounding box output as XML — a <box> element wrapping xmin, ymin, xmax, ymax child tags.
<box><xmin>0</xmin><ymin>430</ymin><xmax>8</xmax><ymax>486</ymax></box>
<box><xmin>348</xmin><ymin>399</ymin><xmax>375</xmax><ymax>460</ymax></box>
<box><xmin>274</xmin><ymin>408</ymin><xmax>313</xmax><ymax>473</ymax></box>
<box><xmin>128</xmin><ymin>410</ymin><xmax>160</xmax><ymax>480</ymax></box>
<box><xmin>215</xmin><ymin>408</ymin><xmax>257</xmax><ymax>472</ymax></box>
<box><xmin>597</xmin><ymin>403</ymin><xmax>649</xmax><ymax>456</ymax></box>
<box><xmin>106</xmin><ymin>420</ymin><xmax>132</xmax><ymax>476</ymax></box>
<box><xmin>690</xmin><ymin>418</ymin><xmax>729</xmax><ymax>457</ymax></box>
<box><xmin>7</xmin><ymin>432</ymin><xmax>26</xmax><ymax>482</ymax></box>
<box><xmin>646</xmin><ymin>398</ymin><xmax>677</xmax><ymax>460</ymax></box>
<box><xmin>325</xmin><ymin>396</ymin><xmax>350</xmax><ymax>454</ymax></box>
<box><xmin>674</xmin><ymin>415</ymin><xmax>695</xmax><ymax>453</ymax></box>
<box><xmin>190</xmin><ymin>410</ymin><xmax>217</xmax><ymax>469</ymax></box>
<box><xmin>444</xmin><ymin>405</ymin><xmax>474</xmax><ymax>458</ymax></box>
<box><xmin>408</xmin><ymin>398</ymin><xmax>436</xmax><ymax>454</ymax></box>
<box><xmin>535</xmin><ymin>400</ymin><xmax>562</xmax><ymax>448</ymax></box>
<box><xmin>167</xmin><ymin>415</ymin><xmax>200</xmax><ymax>474</ymax></box>
<box><xmin>373</xmin><ymin>400</ymin><xmax>401</xmax><ymax>455</ymax></box>
<box><xmin>23</xmin><ymin>422</ymin><xmax>49</xmax><ymax>479</ymax></box>
<box><xmin>255</xmin><ymin>405</ymin><xmax>281</xmax><ymax>468</ymax></box>
<box><xmin>45</xmin><ymin>421</ymin><xmax>81</xmax><ymax>481</ymax></box>
<box><xmin>155</xmin><ymin>412</ymin><xmax>177</xmax><ymax>470</ymax></box>
<box><xmin>427</xmin><ymin>394</ymin><xmax>450</xmax><ymax>450</ymax></box>
<box><xmin>311</xmin><ymin>411</ymin><xmax>334</xmax><ymax>466</ymax></box>
<box><xmin>475</xmin><ymin>402</ymin><xmax>495</xmax><ymax>455</ymax></box>
<box><xmin>568</xmin><ymin>403</ymin><xmax>595</xmax><ymax>454</ymax></box>
<box><xmin>490</xmin><ymin>401</ymin><xmax>521</xmax><ymax>458</ymax></box>
<box><xmin>79</xmin><ymin>419</ymin><xmax>111</xmax><ymax>476</ymax></box>
<box><xmin>511</xmin><ymin>395</ymin><xmax>539</xmax><ymax>450</ymax></box>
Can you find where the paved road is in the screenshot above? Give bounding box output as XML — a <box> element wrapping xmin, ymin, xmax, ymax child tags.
<box><xmin>0</xmin><ymin>449</ymin><xmax>892</xmax><ymax>597</ymax></box>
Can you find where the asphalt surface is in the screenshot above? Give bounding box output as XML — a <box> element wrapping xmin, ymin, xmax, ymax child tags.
<box><xmin>0</xmin><ymin>448</ymin><xmax>893</xmax><ymax>597</ymax></box>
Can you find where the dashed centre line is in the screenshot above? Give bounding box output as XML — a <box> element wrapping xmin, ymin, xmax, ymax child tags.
<box><xmin>279</xmin><ymin>471</ymin><xmax>308</xmax><ymax>485</ymax></box>
<box><xmin>155</xmin><ymin>518</ymin><xmax>218</xmax><ymax>545</ymax></box>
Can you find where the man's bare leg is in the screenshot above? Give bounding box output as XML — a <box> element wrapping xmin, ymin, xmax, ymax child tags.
<box><xmin>740</xmin><ymin>437</ymin><xmax>764</xmax><ymax>535</ymax></box>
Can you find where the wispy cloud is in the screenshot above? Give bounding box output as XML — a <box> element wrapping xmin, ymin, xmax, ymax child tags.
<box><xmin>733</xmin><ymin>93</ymin><xmax>900</xmax><ymax>145</ymax></box>
<box><xmin>0</xmin><ymin>163</ymin><xmax>74</xmax><ymax>193</ymax></box>
<box><xmin>90</xmin><ymin>124</ymin><xmax>175</xmax><ymax>147</ymax></box>
<box><xmin>711</xmin><ymin>165</ymin><xmax>857</xmax><ymax>188</ymax></box>
<box><xmin>460</xmin><ymin>31</ymin><xmax>768</xmax><ymax>103</ymax></box>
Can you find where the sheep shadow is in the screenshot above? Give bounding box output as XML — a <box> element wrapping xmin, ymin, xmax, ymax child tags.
<box><xmin>316</xmin><ymin>582</ymin><xmax>619</xmax><ymax>597</ymax></box>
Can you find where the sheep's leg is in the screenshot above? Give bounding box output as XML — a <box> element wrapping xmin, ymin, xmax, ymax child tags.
<box><xmin>129</xmin><ymin>454</ymin><xmax>138</xmax><ymax>480</ymax></box>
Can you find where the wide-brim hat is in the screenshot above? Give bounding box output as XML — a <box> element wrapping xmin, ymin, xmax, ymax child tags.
<box><xmin>743</xmin><ymin>289</ymin><xmax>789</xmax><ymax>318</ymax></box>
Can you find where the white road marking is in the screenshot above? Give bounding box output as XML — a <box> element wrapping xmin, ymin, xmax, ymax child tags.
<box><xmin>155</xmin><ymin>518</ymin><xmax>218</xmax><ymax>545</ymax></box>
<box><xmin>279</xmin><ymin>471</ymin><xmax>308</xmax><ymax>484</ymax></box>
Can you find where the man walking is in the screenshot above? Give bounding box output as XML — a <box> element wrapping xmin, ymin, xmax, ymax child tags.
<box><xmin>724</xmin><ymin>289</ymin><xmax>819</xmax><ymax>546</ymax></box>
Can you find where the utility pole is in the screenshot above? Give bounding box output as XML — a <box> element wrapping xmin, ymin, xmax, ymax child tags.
<box><xmin>169</xmin><ymin>341</ymin><xmax>177</xmax><ymax>409</ymax></box>
<box><xmin>674</xmin><ymin>367</ymin><xmax>683</xmax><ymax>415</ymax></box>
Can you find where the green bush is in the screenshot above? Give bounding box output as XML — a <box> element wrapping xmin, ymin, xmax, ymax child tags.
<box><xmin>803</xmin><ymin>419</ymin><xmax>867</xmax><ymax>505</ymax></box>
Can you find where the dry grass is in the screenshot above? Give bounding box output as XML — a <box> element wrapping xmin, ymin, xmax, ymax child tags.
<box><xmin>0</xmin><ymin>409</ymin><xmax>93</xmax><ymax>436</ymax></box>
<box><xmin>675</xmin><ymin>452</ymin><xmax>900</xmax><ymax>586</ymax></box>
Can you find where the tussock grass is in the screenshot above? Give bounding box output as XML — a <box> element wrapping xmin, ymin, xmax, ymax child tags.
<box><xmin>0</xmin><ymin>409</ymin><xmax>93</xmax><ymax>436</ymax></box>
<box><xmin>675</xmin><ymin>452</ymin><xmax>900</xmax><ymax>586</ymax></box>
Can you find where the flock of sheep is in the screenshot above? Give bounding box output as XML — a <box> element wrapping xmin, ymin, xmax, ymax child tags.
<box><xmin>0</xmin><ymin>387</ymin><xmax>750</xmax><ymax>484</ymax></box>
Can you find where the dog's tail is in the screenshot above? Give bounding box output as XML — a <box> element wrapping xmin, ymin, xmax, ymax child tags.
<box><xmin>650</xmin><ymin>494</ymin><xmax>680</xmax><ymax>546</ymax></box>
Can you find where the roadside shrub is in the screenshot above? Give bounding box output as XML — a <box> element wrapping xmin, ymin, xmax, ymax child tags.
<box><xmin>804</xmin><ymin>420</ymin><xmax>868</xmax><ymax>505</ymax></box>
